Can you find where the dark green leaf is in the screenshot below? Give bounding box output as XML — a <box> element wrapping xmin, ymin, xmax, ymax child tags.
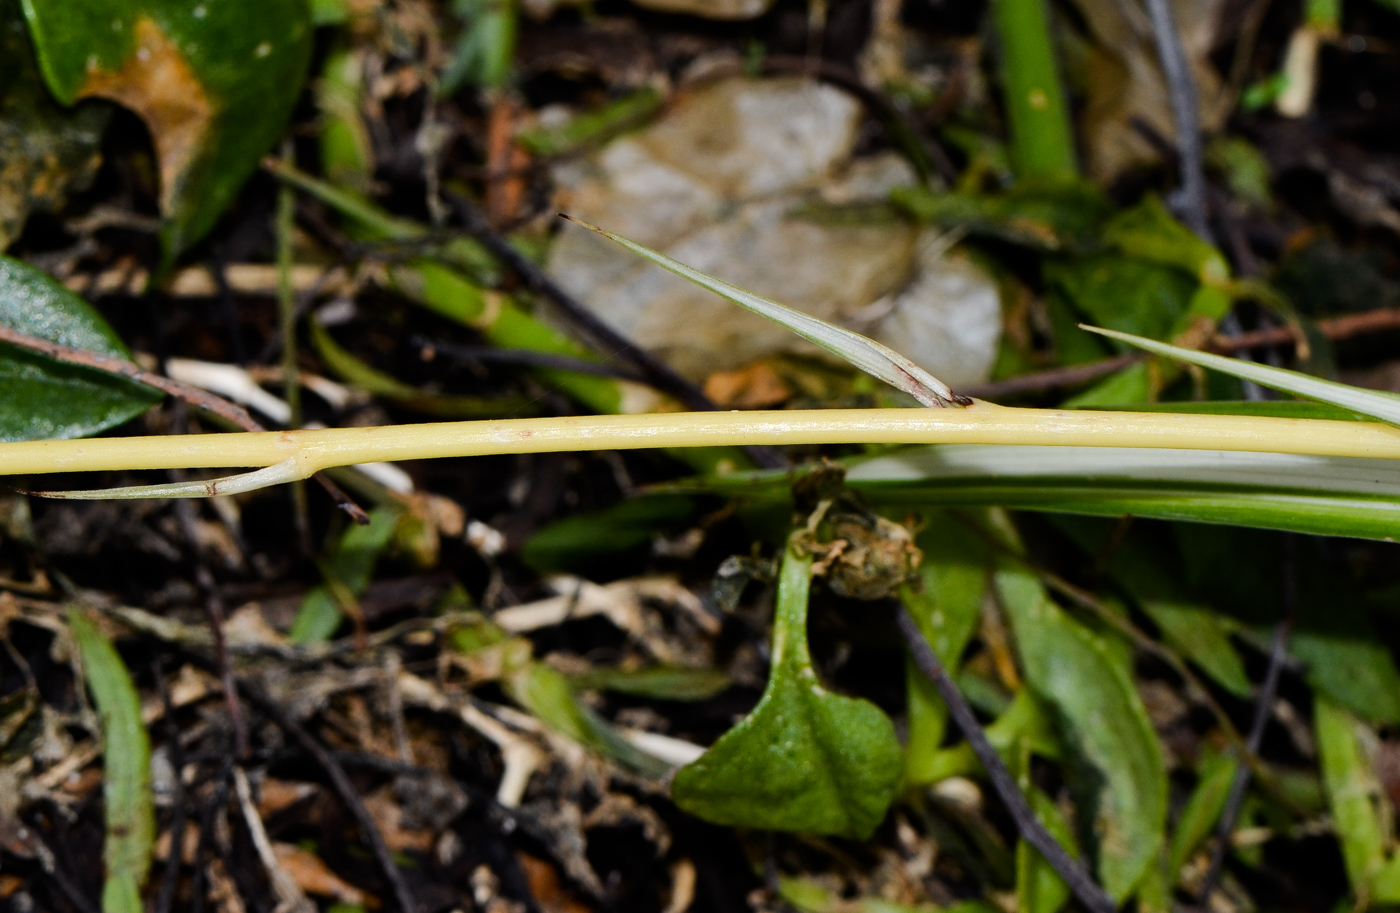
<box><xmin>441</xmin><ymin>0</ymin><xmax>516</xmax><ymax>94</ymax></box>
<box><xmin>289</xmin><ymin>506</ymin><xmax>401</xmax><ymax>643</ymax></box>
<box><xmin>671</xmin><ymin>544</ymin><xmax>903</xmax><ymax>839</ymax></box>
<box><xmin>19</xmin><ymin>0</ymin><xmax>314</xmax><ymax>256</ymax></box>
<box><xmin>1045</xmin><ymin>256</ymin><xmax>1195</xmax><ymax>345</ymax></box>
<box><xmin>0</xmin><ymin>256</ymin><xmax>160</xmax><ymax>441</ymax></box>
<box><xmin>891</xmin><ymin>180</ymin><xmax>1113</xmax><ymax>251</ymax></box>
<box><xmin>0</xmin><ymin>0</ymin><xmax>110</xmax><ymax>249</ymax></box>
<box><xmin>1140</xmin><ymin>601</ymin><xmax>1250</xmax><ymax>698</ymax></box>
<box><xmin>996</xmin><ymin>567</ymin><xmax>1167</xmax><ymax>901</ymax></box>
<box><xmin>1292</xmin><ymin>624</ymin><xmax>1400</xmax><ymax>725</ymax></box>
<box><xmin>69</xmin><ymin>608</ymin><xmax>154</xmax><ymax>913</ymax></box>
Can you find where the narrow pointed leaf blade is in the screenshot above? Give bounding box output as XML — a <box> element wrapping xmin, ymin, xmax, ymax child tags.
<box><xmin>69</xmin><ymin>608</ymin><xmax>155</xmax><ymax>913</ymax></box>
<box><xmin>1082</xmin><ymin>325</ymin><xmax>1400</xmax><ymax>427</ymax></box>
<box><xmin>565</xmin><ymin>217</ymin><xmax>965</xmax><ymax>407</ymax></box>
<box><xmin>996</xmin><ymin>567</ymin><xmax>1167</xmax><ymax>901</ymax></box>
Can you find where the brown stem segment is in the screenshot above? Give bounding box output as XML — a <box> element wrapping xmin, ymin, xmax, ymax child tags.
<box><xmin>896</xmin><ymin>604</ymin><xmax>1118</xmax><ymax>913</ymax></box>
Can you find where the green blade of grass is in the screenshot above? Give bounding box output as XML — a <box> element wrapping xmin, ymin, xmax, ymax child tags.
<box><xmin>848</xmin><ymin>444</ymin><xmax>1400</xmax><ymax>495</ymax></box>
<box><xmin>564</xmin><ymin>216</ymin><xmax>967</xmax><ymax>408</ymax></box>
<box><xmin>68</xmin><ymin>608</ymin><xmax>154</xmax><ymax>913</ymax></box>
<box><xmin>1083</xmin><ymin>325</ymin><xmax>1400</xmax><ymax>426</ymax></box>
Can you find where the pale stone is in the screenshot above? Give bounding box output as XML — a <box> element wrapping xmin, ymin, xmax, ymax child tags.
<box><xmin>547</xmin><ymin>76</ymin><xmax>1002</xmax><ymax>388</ymax></box>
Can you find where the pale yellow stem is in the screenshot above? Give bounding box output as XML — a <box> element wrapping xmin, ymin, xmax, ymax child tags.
<box><xmin>3</xmin><ymin>403</ymin><xmax>1399</xmax><ymax>479</ymax></box>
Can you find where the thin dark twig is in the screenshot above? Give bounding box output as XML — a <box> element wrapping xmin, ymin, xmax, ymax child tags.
<box><xmin>172</xmin><ymin>497</ymin><xmax>251</xmax><ymax>758</ymax></box>
<box><xmin>235</xmin><ymin>675</ymin><xmax>419</xmax><ymax>913</ymax></box>
<box><xmin>1141</xmin><ymin>0</ymin><xmax>1210</xmax><ymax>238</ymax></box>
<box><xmin>28</xmin><ymin>824</ymin><xmax>101</xmax><ymax>913</ymax></box>
<box><xmin>257</xmin><ymin>263</ymin><xmax>347</xmax><ymax>364</ymax></box>
<box><xmin>959</xmin><ymin>355</ymin><xmax>1140</xmax><ymax>400</ymax></box>
<box><xmin>447</xmin><ymin>193</ymin><xmax>713</xmax><ymax>412</ymax></box>
<box><xmin>446</xmin><ymin>191</ymin><xmax>786</xmax><ymax>469</ymax></box>
<box><xmin>895</xmin><ymin>605</ymin><xmax>1117</xmax><ymax>913</ymax></box>
<box><xmin>1197</xmin><ymin>534</ymin><xmax>1297</xmax><ymax>904</ymax></box>
<box><xmin>154</xmin><ymin>660</ymin><xmax>188</xmax><ymax>913</ymax></box>
<box><xmin>959</xmin><ymin>306</ymin><xmax>1400</xmax><ymax>401</ymax></box>
<box><xmin>411</xmin><ymin>336</ymin><xmax>647</xmax><ymax>381</ymax></box>
<box><xmin>165</xmin><ymin>396</ymin><xmax>252</xmax><ymax>759</ymax></box>
<box><xmin>190</xmin><ymin>757</ymin><xmax>235</xmax><ymax>913</ymax></box>
<box><xmin>0</xmin><ymin>323</ymin><xmax>260</xmax><ymax>429</ymax></box>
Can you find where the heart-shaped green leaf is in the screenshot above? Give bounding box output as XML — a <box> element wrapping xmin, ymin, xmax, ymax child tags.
<box><xmin>0</xmin><ymin>256</ymin><xmax>160</xmax><ymax>441</ymax></box>
<box><xmin>18</xmin><ymin>0</ymin><xmax>313</xmax><ymax>257</ymax></box>
<box><xmin>671</xmin><ymin>543</ymin><xmax>903</xmax><ymax>839</ymax></box>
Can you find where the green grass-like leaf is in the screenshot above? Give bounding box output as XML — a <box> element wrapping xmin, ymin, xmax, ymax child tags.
<box><xmin>69</xmin><ymin>608</ymin><xmax>154</xmax><ymax>913</ymax></box>
<box><xmin>996</xmin><ymin>568</ymin><xmax>1167</xmax><ymax>901</ymax></box>
<box><xmin>1083</xmin><ymin>325</ymin><xmax>1400</xmax><ymax>427</ymax></box>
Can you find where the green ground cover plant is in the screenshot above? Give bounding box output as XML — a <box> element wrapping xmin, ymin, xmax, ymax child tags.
<box><xmin>5</xmin><ymin>1</ymin><xmax>1400</xmax><ymax>912</ymax></box>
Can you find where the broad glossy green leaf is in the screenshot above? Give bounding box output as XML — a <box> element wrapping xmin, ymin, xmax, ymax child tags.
<box><xmin>671</xmin><ymin>545</ymin><xmax>903</xmax><ymax>838</ymax></box>
<box><xmin>289</xmin><ymin>507</ymin><xmax>400</xmax><ymax>643</ymax></box>
<box><xmin>570</xmin><ymin>665</ymin><xmax>730</xmax><ymax>701</ymax></box>
<box><xmin>522</xmin><ymin>494</ymin><xmax>697</xmax><ymax>572</ymax></box>
<box><xmin>0</xmin><ymin>256</ymin><xmax>160</xmax><ymax>441</ymax></box>
<box><xmin>996</xmin><ymin>567</ymin><xmax>1167</xmax><ymax>902</ymax></box>
<box><xmin>1166</xmin><ymin>750</ymin><xmax>1237</xmax><ymax>879</ymax></box>
<box><xmin>903</xmin><ymin>512</ymin><xmax>990</xmax><ymax>786</ymax></box>
<box><xmin>572</xmin><ymin>219</ymin><xmax>963</xmax><ymax>408</ymax></box>
<box><xmin>1084</xmin><ymin>325</ymin><xmax>1400</xmax><ymax>428</ymax></box>
<box><xmin>19</xmin><ymin>0</ymin><xmax>313</xmax><ymax>256</ymax></box>
<box><xmin>1315</xmin><ymin>695</ymin><xmax>1400</xmax><ymax>902</ymax></box>
<box><xmin>69</xmin><ymin>608</ymin><xmax>154</xmax><ymax>913</ymax></box>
